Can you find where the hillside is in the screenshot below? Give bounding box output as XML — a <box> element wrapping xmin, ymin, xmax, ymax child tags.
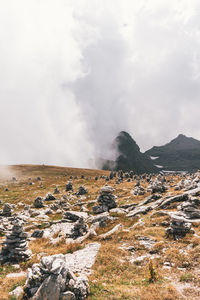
<box><xmin>145</xmin><ymin>134</ymin><xmax>200</xmax><ymax>172</ymax></box>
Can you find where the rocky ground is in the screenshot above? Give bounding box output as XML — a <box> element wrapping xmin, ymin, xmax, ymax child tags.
<box><xmin>1</xmin><ymin>165</ymin><xmax>200</xmax><ymax>299</ymax></box>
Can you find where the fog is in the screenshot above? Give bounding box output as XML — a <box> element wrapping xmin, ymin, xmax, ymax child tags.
<box><xmin>1</xmin><ymin>0</ymin><xmax>200</xmax><ymax>167</ymax></box>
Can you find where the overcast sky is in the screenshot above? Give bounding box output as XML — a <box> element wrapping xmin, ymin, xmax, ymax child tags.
<box><xmin>1</xmin><ymin>0</ymin><xmax>200</xmax><ymax>167</ymax></box>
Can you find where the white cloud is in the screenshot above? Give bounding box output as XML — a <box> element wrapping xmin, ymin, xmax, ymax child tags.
<box><xmin>1</xmin><ymin>0</ymin><xmax>200</xmax><ymax>166</ymax></box>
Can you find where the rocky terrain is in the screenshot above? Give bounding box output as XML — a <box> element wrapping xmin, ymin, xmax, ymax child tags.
<box><xmin>1</xmin><ymin>165</ymin><xmax>200</xmax><ymax>299</ymax></box>
<box><xmin>145</xmin><ymin>134</ymin><xmax>200</xmax><ymax>172</ymax></box>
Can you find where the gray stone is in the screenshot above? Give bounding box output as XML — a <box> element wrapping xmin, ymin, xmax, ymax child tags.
<box><xmin>63</xmin><ymin>211</ymin><xmax>88</xmax><ymax>222</ymax></box>
<box><xmin>9</xmin><ymin>286</ymin><xmax>24</xmax><ymax>299</ymax></box>
<box><xmin>31</xmin><ymin>230</ymin><xmax>44</xmax><ymax>238</ymax></box>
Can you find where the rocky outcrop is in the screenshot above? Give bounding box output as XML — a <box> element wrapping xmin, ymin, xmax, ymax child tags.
<box><xmin>24</xmin><ymin>243</ymin><xmax>100</xmax><ymax>300</ymax></box>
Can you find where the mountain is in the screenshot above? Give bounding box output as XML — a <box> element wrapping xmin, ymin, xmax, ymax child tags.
<box><xmin>145</xmin><ymin>134</ymin><xmax>200</xmax><ymax>172</ymax></box>
<box><xmin>103</xmin><ymin>131</ymin><xmax>159</xmax><ymax>174</ymax></box>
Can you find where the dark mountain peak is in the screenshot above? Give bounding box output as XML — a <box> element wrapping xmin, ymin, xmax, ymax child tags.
<box><xmin>166</xmin><ymin>134</ymin><xmax>200</xmax><ymax>150</ymax></box>
<box><xmin>115</xmin><ymin>131</ymin><xmax>140</xmax><ymax>155</ymax></box>
<box><xmin>177</xmin><ymin>133</ymin><xmax>187</xmax><ymax>139</ymax></box>
<box><xmin>118</xmin><ymin>131</ymin><xmax>132</xmax><ymax>139</ymax></box>
<box><xmin>103</xmin><ymin>131</ymin><xmax>159</xmax><ymax>174</ymax></box>
<box><xmin>145</xmin><ymin>133</ymin><xmax>200</xmax><ymax>172</ymax></box>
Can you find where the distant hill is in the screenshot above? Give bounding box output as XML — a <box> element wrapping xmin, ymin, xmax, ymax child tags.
<box><xmin>145</xmin><ymin>134</ymin><xmax>200</xmax><ymax>172</ymax></box>
<box><xmin>103</xmin><ymin>131</ymin><xmax>159</xmax><ymax>174</ymax></box>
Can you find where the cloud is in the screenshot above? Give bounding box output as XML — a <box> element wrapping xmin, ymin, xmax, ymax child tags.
<box><xmin>1</xmin><ymin>0</ymin><xmax>200</xmax><ymax>166</ymax></box>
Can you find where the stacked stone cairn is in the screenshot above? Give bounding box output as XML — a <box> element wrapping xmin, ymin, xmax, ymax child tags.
<box><xmin>53</xmin><ymin>186</ymin><xmax>60</xmax><ymax>194</ymax></box>
<box><xmin>1</xmin><ymin>203</ymin><xmax>12</xmax><ymax>217</ymax></box>
<box><xmin>66</xmin><ymin>181</ymin><xmax>73</xmax><ymax>192</ymax></box>
<box><xmin>45</xmin><ymin>193</ymin><xmax>56</xmax><ymax>201</ymax></box>
<box><xmin>34</xmin><ymin>196</ymin><xmax>45</xmax><ymax>208</ymax></box>
<box><xmin>67</xmin><ymin>217</ymin><xmax>89</xmax><ymax>240</ymax></box>
<box><xmin>166</xmin><ymin>216</ymin><xmax>192</xmax><ymax>240</ymax></box>
<box><xmin>0</xmin><ymin>220</ymin><xmax>32</xmax><ymax>264</ymax></box>
<box><xmin>93</xmin><ymin>186</ymin><xmax>117</xmax><ymax>214</ymax></box>
<box><xmin>76</xmin><ymin>186</ymin><xmax>88</xmax><ymax>196</ymax></box>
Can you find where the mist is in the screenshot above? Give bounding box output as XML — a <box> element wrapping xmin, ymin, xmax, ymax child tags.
<box><xmin>1</xmin><ymin>0</ymin><xmax>200</xmax><ymax>167</ymax></box>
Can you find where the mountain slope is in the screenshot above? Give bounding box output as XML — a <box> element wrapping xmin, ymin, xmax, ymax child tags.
<box><xmin>103</xmin><ymin>131</ymin><xmax>159</xmax><ymax>174</ymax></box>
<box><xmin>145</xmin><ymin>134</ymin><xmax>200</xmax><ymax>172</ymax></box>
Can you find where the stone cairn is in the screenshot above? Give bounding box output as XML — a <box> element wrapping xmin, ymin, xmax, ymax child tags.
<box><xmin>166</xmin><ymin>216</ymin><xmax>192</xmax><ymax>240</ymax></box>
<box><xmin>1</xmin><ymin>203</ymin><xmax>12</xmax><ymax>217</ymax></box>
<box><xmin>53</xmin><ymin>186</ymin><xmax>60</xmax><ymax>194</ymax></box>
<box><xmin>93</xmin><ymin>186</ymin><xmax>117</xmax><ymax>214</ymax></box>
<box><xmin>0</xmin><ymin>220</ymin><xmax>32</xmax><ymax>264</ymax></box>
<box><xmin>76</xmin><ymin>186</ymin><xmax>88</xmax><ymax>196</ymax></box>
<box><xmin>44</xmin><ymin>193</ymin><xmax>56</xmax><ymax>201</ymax></box>
<box><xmin>33</xmin><ymin>196</ymin><xmax>45</xmax><ymax>208</ymax></box>
<box><xmin>66</xmin><ymin>181</ymin><xmax>73</xmax><ymax>192</ymax></box>
<box><xmin>67</xmin><ymin>217</ymin><xmax>89</xmax><ymax>240</ymax></box>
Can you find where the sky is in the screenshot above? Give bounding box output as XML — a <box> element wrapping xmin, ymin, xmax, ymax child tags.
<box><xmin>1</xmin><ymin>0</ymin><xmax>200</xmax><ymax>167</ymax></box>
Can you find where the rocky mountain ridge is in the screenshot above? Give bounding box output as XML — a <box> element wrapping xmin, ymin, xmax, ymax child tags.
<box><xmin>145</xmin><ymin>134</ymin><xmax>200</xmax><ymax>172</ymax></box>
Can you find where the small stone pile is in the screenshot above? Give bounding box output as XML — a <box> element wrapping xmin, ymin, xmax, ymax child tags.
<box><xmin>67</xmin><ymin>217</ymin><xmax>89</xmax><ymax>240</ymax></box>
<box><xmin>93</xmin><ymin>186</ymin><xmax>117</xmax><ymax>214</ymax></box>
<box><xmin>24</xmin><ymin>255</ymin><xmax>89</xmax><ymax>300</ymax></box>
<box><xmin>0</xmin><ymin>220</ymin><xmax>32</xmax><ymax>264</ymax></box>
<box><xmin>45</xmin><ymin>193</ymin><xmax>56</xmax><ymax>201</ymax></box>
<box><xmin>66</xmin><ymin>181</ymin><xmax>73</xmax><ymax>192</ymax></box>
<box><xmin>148</xmin><ymin>179</ymin><xmax>167</xmax><ymax>194</ymax></box>
<box><xmin>2</xmin><ymin>203</ymin><xmax>12</xmax><ymax>217</ymax></box>
<box><xmin>34</xmin><ymin>196</ymin><xmax>45</xmax><ymax>208</ymax></box>
<box><xmin>132</xmin><ymin>185</ymin><xmax>145</xmax><ymax>196</ymax></box>
<box><xmin>166</xmin><ymin>216</ymin><xmax>192</xmax><ymax>240</ymax></box>
<box><xmin>77</xmin><ymin>186</ymin><xmax>88</xmax><ymax>196</ymax></box>
<box><xmin>53</xmin><ymin>186</ymin><xmax>60</xmax><ymax>194</ymax></box>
